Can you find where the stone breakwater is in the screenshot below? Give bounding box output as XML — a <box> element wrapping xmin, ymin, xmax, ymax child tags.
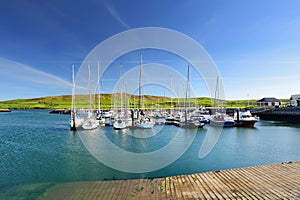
<box><xmin>255</xmin><ymin>107</ymin><xmax>300</xmax><ymax>123</ymax></box>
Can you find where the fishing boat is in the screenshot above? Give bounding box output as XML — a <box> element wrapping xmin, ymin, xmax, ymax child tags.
<box><xmin>234</xmin><ymin>109</ymin><xmax>259</xmax><ymax>127</ymax></box>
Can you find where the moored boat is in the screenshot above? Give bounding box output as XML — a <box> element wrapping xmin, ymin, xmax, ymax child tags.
<box><xmin>179</xmin><ymin>119</ymin><xmax>205</xmax><ymax>128</ymax></box>
<box><xmin>210</xmin><ymin>112</ymin><xmax>235</xmax><ymax>127</ymax></box>
<box><xmin>234</xmin><ymin>109</ymin><xmax>259</xmax><ymax>127</ymax></box>
<box><xmin>136</xmin><ymin>117</ymin><xmax>154</xmax><ymax>129</ymax></box>
<box><xmin>113</xmin><ymin>118</ymin><xmax>128</xmax><ymax>130</ymax></box>
<box><xmin>82</xmin><ymin>117</ymin><xmax>98</xmax><ymax>130</ymax></box>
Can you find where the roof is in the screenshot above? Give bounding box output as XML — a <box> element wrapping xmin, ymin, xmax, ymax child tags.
<box><xmin>291</xmin><ymin>94</ymin><xmax>300</xmax><ymax>99</ymax></box>
<box><xmin>257</xmin><ymin>97</ymin><xmax>281</xmax><ymax>102</ymax></box>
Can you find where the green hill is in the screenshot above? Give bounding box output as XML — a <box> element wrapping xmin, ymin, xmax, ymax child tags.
<box><xmin>0</xmin><ymin>94</ymin><xmax>269</xmax><ymax>110</ymax></box>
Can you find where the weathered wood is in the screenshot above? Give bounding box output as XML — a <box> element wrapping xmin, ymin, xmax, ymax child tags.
<box><xmin>42</xmin><ymin>162</ymin><xmax>300</xmax><ymax>200</ymax></box>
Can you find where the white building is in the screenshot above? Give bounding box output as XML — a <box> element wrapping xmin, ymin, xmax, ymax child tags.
<box><xmin>290</xmin><ymin>94</ymin><xmax>300</xmax><ymax>107</ymax></box>
<box><xmin>257</xmin><ymin>97</ymin><xmax>281</xmax><ymax>108</ymax></box>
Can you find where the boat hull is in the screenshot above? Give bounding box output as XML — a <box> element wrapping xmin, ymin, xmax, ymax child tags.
<box><xmin>179</xmin><ymin>122</ymin><xmax>205</xmax><ymax>128</ymax></box>
<box><xmin>82</xmin><ymin>119</ymin><xmax>99</xmax><ymax>130</ymax></box>
<box><xmin>113</xmin><ymin>120</ymin><xmax>127</xmax><ymax>130</ymax></box>
<box><xmin>210</xmin><ymin>120</ymin><xmax>235</xmax><ymax>127</ymax></box>
<box><xmin>234</xmin><ymin>120</ymin><xmax>258</xmax><ymax>127</ymax></box>
<box><xmin>136</xmin><ymin>123</ymin><xmax>154</xmax><ymax>129</ymax></box>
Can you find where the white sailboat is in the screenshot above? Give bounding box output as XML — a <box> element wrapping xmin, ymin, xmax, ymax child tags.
<box><xmin>82</xmin><ymin>64</ymin><xmax>99</xmax><ymax>130</ymax></box>
<box><xmin>113</xmin><ymin>64</ymin><xmax>128</xmax><ymax>130</ymax></box>
<box><xmin>70</xmin><ymin>64</ymin><xmax>84</xmax><ymax>130</ymax></box>
<box><xmin>210</xmin><ymin>76</ymin><xmax>235</xmax><ymax>127</ymax></box>
<box><xmin>136</xmin><ymin>53</ymin><xmax>154</xmax><ymax>129</ymax></box>
<box><xmin>179</xmin><ymin>65</ymin><xmax>204</xmax><ymax>128</ymax></box>
<box><xmin>95</xmin><ymin>61</ymin><xmax>105</xmax><ymax>125</ymax></box>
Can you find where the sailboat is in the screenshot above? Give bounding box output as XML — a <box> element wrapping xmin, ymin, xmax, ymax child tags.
<box><xmin>82</xmin><ymin>64</ymin><xmax>99</xmax><ymax>130</ymax></box>
<box><xmin>135</xmin><ymin>53</ymin><xmax>154</xmax><ymax>129</ymax></box>
<box><xmin>70</xmin><ymin>64</ymin><xmax>84</xmax><ymax>130</ymax></box>
<box><xmin>209</xmin><ymin>76</ymin><xmax>235</xmax><ymax>127</ymax></box>
<box><xmin>179</xmin><ymin>65</ymin><xmax>204</xmax><ymax>128</ymax></box>
<box><xmin>113</xmin><ymin>64</ymin><xmax>128</xmax><ymax>130</ymax></box>
<box><xmin>95</xmin><ymin>61</ymin><xmax>105</xmax><ymax>125</ymax></box>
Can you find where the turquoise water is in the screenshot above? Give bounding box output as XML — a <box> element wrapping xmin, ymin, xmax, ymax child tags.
<box><xmin>1</xmin><ymin>110</ymin><xmax>300</xmax><ymax>198</ymax></box>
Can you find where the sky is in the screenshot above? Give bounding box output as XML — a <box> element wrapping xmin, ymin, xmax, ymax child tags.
<box><xmin>0</xmin><ymin>0</ymin><xmax>300</xmax><ymax>100</ymax></box>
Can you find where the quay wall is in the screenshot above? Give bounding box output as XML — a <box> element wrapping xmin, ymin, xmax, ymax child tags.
<box><xmin>255</xmin><ymin>107</ymin><xmax>300</xmax><ymax>123</ymax></box>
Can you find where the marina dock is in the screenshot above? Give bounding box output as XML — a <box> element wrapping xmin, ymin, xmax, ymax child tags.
<box><xmin>43</xmin><ymin>161</ymin><xmax>300</xmax><ymax>199</ymax></box>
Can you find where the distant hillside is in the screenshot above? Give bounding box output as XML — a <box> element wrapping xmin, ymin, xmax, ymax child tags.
<box><xmin>0</xmin><ymin>94</ymin><xmax>287</xmax><ymax>110</ymax></box>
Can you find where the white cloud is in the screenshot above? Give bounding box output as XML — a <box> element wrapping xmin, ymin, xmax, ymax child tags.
<box><xmin>105</xmin><ymin>3</ymin><xmax>130</xmax><ymax>29</ymax></box>
<box><xmin>0</xmin><ymin>57</ymin><xmax>71</xmax><ymax>88</ymax></box>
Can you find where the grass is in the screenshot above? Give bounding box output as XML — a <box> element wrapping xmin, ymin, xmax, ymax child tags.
<box><xmin>0</xmin><ymin>94</ymin><xmax>289</xmax><ymax>110</ymax></box>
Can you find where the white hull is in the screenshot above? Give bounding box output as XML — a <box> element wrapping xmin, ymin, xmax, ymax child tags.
<box><xmin>70</xmin><ymin>117</ymin><xmax>84</xmax><ymax>129</ymax></box>
<box><xmin>113</xmin><ymin>119</ymin><xmax>127</xmax><ymax>130</ymax></box>
<box><xmin>210</xmin><ymin>113</ymin><xmax>235</xmax><ymax>127</ymax></box>
<box><xmin>136</xmin><ymin>123</ymin><xmax>154</xmax><ymax>129</ymax></box>
<box><xmin>82</xmin><ymin>119</ymin><xmax>98</xmax><ymax>130</ymax></box>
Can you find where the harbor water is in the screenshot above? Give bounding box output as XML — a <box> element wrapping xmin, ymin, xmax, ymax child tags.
<box><xmin>0</xmin><ymin>110</ymin><xmax>300</xmax><ymax>198</ymax></box>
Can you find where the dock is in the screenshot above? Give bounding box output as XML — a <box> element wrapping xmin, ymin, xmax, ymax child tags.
<box><xmin>42</xmin><ymin>161</ymin><xmax>300</xmax><ymax>199</ymax></box>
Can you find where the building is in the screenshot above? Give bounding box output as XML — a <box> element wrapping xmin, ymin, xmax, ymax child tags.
<box><xmin>290</xmin><ymin>94</ymin><xmax>300</xmax><ymax>107</ymax></box>
<box><xmin>257</xmin><ymin>97</ymin><xmax>281</xmax><ymax>108</ymax></box>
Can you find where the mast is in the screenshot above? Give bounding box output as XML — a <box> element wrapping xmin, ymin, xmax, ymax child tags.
<box><xmin>184</xmin><ymin>65</ymin><xmax>190</xmax><ymax>124</ymax></box>
<box><xmin>214</xmin><ymin>76</ymin><xmax>219</xmax><ymax>112</ymax></box>
<box><xmin>170</xmin><ymin>76</ymin><xmax>173</xmax><ymax>114</ymax></box>
<box><xmin>71</xmin><ymin>64</ymin><xmax>75</xmax><ymax>112</ymax></box>
<box><xmin>177</xmin><ymin>85</ymin><xmax>179</xmax><ymax>110</ymax></box>
<box><xmin>138</xmin><ymin>53</ymin><xmax>142</xmax><ymax>119</ymax></box>
<box><xmin>139</xmin><ymin>53</ymin><xmax>142</xmax><ymax>108</ymax></box>
<box><xmin>97</xmin><ymin>61</ymin><xmax>101</xmax><ymax>112</ymax></box>
<box><xmin>88</xmin><ymin>63</ymin><xmax>92</xmax><ymax>111</ymax></box>
<box><xmin>120</xmin><ymin>63</ymin><xmax>123</xmax><ymax>113</ymax></box>
<box><xmin>125</xmin><ymin>80</ymin><xmax>128</xmax><ymax>115</ymax></box>
<box><xmin>71</xmin><ymin>64</ymin><xmax>76</xmax><ymax>130</ymax></box>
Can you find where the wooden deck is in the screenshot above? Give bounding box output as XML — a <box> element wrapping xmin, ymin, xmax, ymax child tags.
<box><xmin>43</xmin><ymin>162</ymin><xmax>300</xmax><ymax>199</ymax></box>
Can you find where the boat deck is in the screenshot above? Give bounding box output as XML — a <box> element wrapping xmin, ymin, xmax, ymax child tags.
<box><xmin>43</xmin><ymin>161</ymin><xmax>300</xmax><ymax>199</ymax></box>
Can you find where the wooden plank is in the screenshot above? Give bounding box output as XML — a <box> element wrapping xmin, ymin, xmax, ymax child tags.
<box><xmin>194</xmin><ymin>173</ymin><xmax>218</xmax><ymax>199</ymax></box>
<box><xmin>220</xmin><ymin>168</ymin><xmax>258</xmax><ymax>199</ymax></box>
<box><xmin>41</xmin><ymin>161</ymin><xmax>300</xmax><ymax>200</ymax></box>
<box><xmin>185</xmin><ymin>174</ymin><xmax>205</xmax><ymax>199</ymax></box>
<box><xmin>212</xmin><ymin>171</ymin><xmax>242</xmax><ymax>200</ymax></box>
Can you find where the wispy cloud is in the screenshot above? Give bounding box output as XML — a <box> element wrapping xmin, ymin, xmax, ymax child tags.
<box><xmin>105</xmin><ymin>3</ymin><xmax>130</xmax><ymax>29</ymax></box>
<box><xmin>0</xmin><ymin>57</ymin><xmax>71</xmax><ymax>88</ymax></box>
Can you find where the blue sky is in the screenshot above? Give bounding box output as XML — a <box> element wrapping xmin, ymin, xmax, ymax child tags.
<box><xmin>0</xmin><ymin>0</ymin><xmax>300</xmax><ymax>100</ymax></box>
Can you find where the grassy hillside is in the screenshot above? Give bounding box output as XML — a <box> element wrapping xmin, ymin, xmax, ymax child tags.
<box><xmin>0</xmin><ymin>94</ymin><xmax>288</xmax><ymax>110</ymax></box>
